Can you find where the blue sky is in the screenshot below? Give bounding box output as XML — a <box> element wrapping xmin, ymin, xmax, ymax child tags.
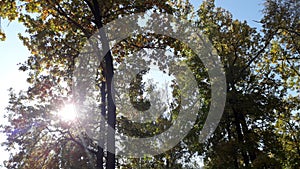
<box><xmin>195</xmin><ymin>0</ymin><xmax>264</xmax><ymax>28</ymax></box>
<box><xmin>0</xmin><ymin>1</ymin><xmax>263</xmax><ymax>168</ymax></box>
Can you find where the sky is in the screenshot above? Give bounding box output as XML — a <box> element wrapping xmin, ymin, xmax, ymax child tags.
<box><xmin>0</xmin><ymin>19</ymin><xmax>30</xmax><ymax>168</ymax></box>
<box><xmin>0</xmin><ymin>0</ymin><xmax>264</xmax><ymax>168</ymax></box>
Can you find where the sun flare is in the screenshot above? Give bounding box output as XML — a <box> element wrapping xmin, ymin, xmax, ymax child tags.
<box><xmin>58</xmin><ymin>104</ymin><xmax>78</xmax><ymax>121</ymax></box>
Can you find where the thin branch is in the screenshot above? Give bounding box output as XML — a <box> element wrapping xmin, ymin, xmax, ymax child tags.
<box><xmin>291</xmin><ymin>35</ymin><xmax>300</xmax><ymax>55</ymax></box>
<box><xmin>278</xmin><ymin>57</ymin><xmax>300</xmax><ymax>60</ymax></box>
<box><xmin>83</xmin><ymin>0</ymin><xmax>95</xmax><ymax>15</ymax></box>
<box><xmin>232</xmin><ymin>48</ymin><xmax>239</xmax><ymax>67</ymax></box>
<box><xmin>279</xmin><ymin>26</ymin><xmax>300</xmax><ymax>37</ymax></box>
<box><xmin>237</xmin><ymin>29</ymin><xmax>278</xmax><ymax>82</ymax></box>
<box><xmin>66</xmin><ymin>130</ymin><xmax>97</xmax><ymax>154</ymax></box>
<box><xmin>47</xmin><ymin>0</ymin><xmax>92</xmax><ymax>37</ymax></box>
<box><xmin>287</xmin><ymin>59</ymin><xmax>300</xmax><ymax>77</ymax></box>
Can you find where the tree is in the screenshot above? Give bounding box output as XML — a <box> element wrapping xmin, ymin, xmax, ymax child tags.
<box><xmin>192</xmin><ymin>0</ymin><xmax>299</xmax><ymax>168</ymax></box>
<box><xmin>259</xmin><ymin>0</ymin><xmax>300</xmax><ymax>167</ymax></box>
<box><xmin>0</xmin><ymin>0</ymin><xmax>174</xmax><ymax>168</ymax></box>
<box><xmin>1</xmin><ymin>0</ymin><xmax>299</xmax><ymax>168</ymax></box>
<box><xmin>1</xmin><ymin>0</ymin><xmax>197</xmax><ymax>168</ymax></box>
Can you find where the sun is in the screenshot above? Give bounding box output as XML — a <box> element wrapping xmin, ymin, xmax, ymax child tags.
<box><xmin>58</xmin><ymin>104</ymin><xmax>78</xmax><ymax>121</ymax></box>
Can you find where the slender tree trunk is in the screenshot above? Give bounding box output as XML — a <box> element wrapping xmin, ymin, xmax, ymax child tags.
<box><xmin>240</xmin><ymin>112</ymin><xmax>257</xmax><ymax>163</ymax></box>
<box><xmin>230</xmin><ymin>86</ymin><xmax>249</xmax><ymax>167</ymax></box>
<box><xmin>226</xmin><ymin>120</ymin><xmax>239</xmax><ymax>168</ymax></box>
<box><xmin>96</xmin><ymin>77</ymin><xmax>106</xmax><ymax>169</ymax></box>
<box><xmin>91</xmin><ymin>0</ymin><xmax>116</xmax><ymax>168</ymax></box>
<box><xmin>97</xmin><ymin>16</ymin><xmax>116</xmax><ymax>169</ymax></box>
<box><xmin>96</xmin><ymin>146</ymin><xmax>104</xmax><ymax>169</ymax></box>
<box><xmin>232</xmin><ymin>106</ymin><xmax>249</xmax><ymax>166</ymax></box>
<box><xmin>105</xmin><ymin>50</ymin><xmax>116</xmax><ymax>169</ymax></box>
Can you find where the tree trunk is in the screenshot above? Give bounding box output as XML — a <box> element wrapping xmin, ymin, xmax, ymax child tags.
<box><xmin>96</xmin><ymin>78</ymin><xmax>106</xmax><ymax>169</ymax></box>
<box><xmin>96</xmin><ymin>146</ymin><xmax>104</xmax><ymax>169</ymax></box>
<box><xmin>105</xmin><ymin>50</ymin><xmax>116</xmax><ymax>168</ymax></box>
<box><xmin>91</xmin><ymin>0</ymin><xmax>116</xmax><ymax>168</ymax></box>
<box><xmin>240</xmin><ymin>111</ymin><xmax>257</xmax><ymax>163</ymax></box>
<box><xmin>232</xmin><ymin>106</ymin><xmax>249</xmax><ymax>166</ymax></box>
<box><xmin>230</xmin><ymin>86</ymin><xmax>249</xmax><ymax>167</ymax></box>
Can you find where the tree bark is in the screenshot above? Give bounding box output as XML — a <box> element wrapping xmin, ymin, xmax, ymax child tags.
<box><xmin>105</xmin><ymin>48</ymin><xmax>116</xmax><ymax>169</ymax></box>
<box><xmin>96</xmin><ymin>77</ymin><xmax>106</xmax><ymax>169</ymax></box>
<box><xmin>230</xmin><ymin>87</ymin><xmax>249</xmax><ymax>167</ymax></box>
<box><xmin>96</xmin><ymin>146</ymin><xmax>104</xmax><ymax>169</ymax></box>
<box><xmin>90</xmin><ymin>0</ymin><xmax>116</xmax><ymax>168</ymax></box>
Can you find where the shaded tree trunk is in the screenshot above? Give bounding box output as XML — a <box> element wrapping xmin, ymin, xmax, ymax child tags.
<box><xmin>90</xmin><ymin>0</ymin><xmax>116</xmax><ymax>168</ymax></box>
<box><xmin>230</xmin><ymin>86</ymin><xmax>249</xmax><ymax>167</ymax></box>
<box><xmin>96</xmin><ymin>77</ymin><xmax>106</xmax><ymax>169</ymax></box>
<box><xmin>96</xmin><ymin>146</ymin><xmax>104</xmax><ymax>169</ymax></box>
<box><xmin>105</xmin><ymin>48</ymin><xmax>116</xmax><ymax>169</ymax></box>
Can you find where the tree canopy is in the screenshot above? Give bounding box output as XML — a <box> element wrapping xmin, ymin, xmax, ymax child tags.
<box><xmin>0</xmin><ymin>0</ymin><xmax>299</xmax><ymax>168</ymax></box>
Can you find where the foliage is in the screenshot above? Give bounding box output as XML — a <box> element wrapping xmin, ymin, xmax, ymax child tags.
<box><xmin>193</xmin><ymin>0</ymin><xmax>299</xmax><ymax>168</ymax></box>
<box><xmin>0</xmin><ymin>0</ymin><xmax>299</xmax><ymax>168</ymax></box>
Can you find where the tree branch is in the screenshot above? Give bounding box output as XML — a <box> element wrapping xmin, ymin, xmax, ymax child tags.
<box><xmin>287</xmin><ymin>59</ymin><xmax>300</xmax><ymax>77</ymax></box>
<box><xmin>47</xmin><ymin>0</ymin><xmax>92</xmax><ymax>37</ymax></box>
<box><xmin>237</xmin><ymin>29</ymin><xmax>278</xmax><ymax>82</ymax></box>
<box><xmin>66</xmin><ymin>130</ymin><xmax>97</xmax><ymax>154</ymax></box>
